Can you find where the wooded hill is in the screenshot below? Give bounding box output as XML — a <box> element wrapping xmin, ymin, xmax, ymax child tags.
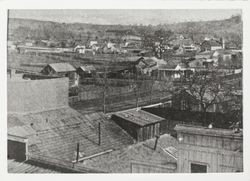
<box><xmin>8</xmin><ymin>15</ymin><xmax>242</xmax><ymax>46</ymax></box>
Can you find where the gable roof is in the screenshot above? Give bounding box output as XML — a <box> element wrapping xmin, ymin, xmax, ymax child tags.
<box><xmin>47</xmin><ymin>63</ymin><xmax>76</xmax><ymax>72</ymax></box>
<box><xmin>158</xmin><ymin>59</ymin><xmax>182</xmax><ymax>70</ymax></box>
<box><xmin>140</xmin><ymin>58</ymin><xmax>157</xmax><ymax>67</ymax></box>
<box><xmin>203</xmin><ymin>39</ymin><xmax>222</xmax><ymax>47</ymax></box>
<box><xmin>78</xmin><ymin>65</ymin><xmax>96</xmax><ymax>72</ymax></box>
<box><xmin>80</xmin><ymin>134</ymin><xmax>177</xmax><ymax>173</ymax></box>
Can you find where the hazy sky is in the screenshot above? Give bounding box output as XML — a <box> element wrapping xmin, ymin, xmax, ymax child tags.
<box><xmin>9</xmin><ymin>9</ymin><xmax>241</xmax><ymax>25</ymax></box>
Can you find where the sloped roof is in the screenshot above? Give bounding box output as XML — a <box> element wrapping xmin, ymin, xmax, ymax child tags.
<box><xmin>158</xmin><ymin>59</ymin><xmax>182</xmax><ymax>69</ymax></box>
<box><xmin>195</xmin><ymin>50</ymin><xmax>214</xmax><ymax>59</ymax></box>
<box><xmin>174</xmin><ymin>124</ymin><xmax>242</xmax><ymax>138</ymax></box>
<box><xmin>8</xmin><ymin>107</ymin><xmax>134</xmax><ymax>162</ymax></box>
<box><xmin>8</xmin><ymin>159</ymin><xmax>61</xmax><ymax>173</ymax></box>
<box><xmin>212</xmin><ymin>49</ymin><xmax>235</xmax><ymax>56</ymax></box>
<box><xmin>141</xmin><ymin>58</ymin><xmax>157</xmax><ymax>67</ymax></box>
<box><xmin>226</xmin><ymin>41</ymin><xmax>238</xmax><ymax>48</ymax></box>
<box><xmin>188</xmin><ymin>59</ymin><xmax>204</xmax><ymax>68</ymax></box>
<box><xmin>80</xmin><ymin>134</ymin><xmax>177</xmax><ymax>173</ymax></box>
<box><xmin>203</xmin><ymin>39</ymin><xmax>222</xmax><ymax>47</ymax></box>
<box><xmin>78</xmin><ymin>65</ymin><xmax>96</xmax><ymax>72</ymax></box>
<box><xmin>47</xmin><ymin>63</ymin><xmax>76</xmax><ymax>72</ymax></box>
<box><xmin>113</xmin><ymin>108</ymin><xmax>164</xmax><ymax>126</ymax></box>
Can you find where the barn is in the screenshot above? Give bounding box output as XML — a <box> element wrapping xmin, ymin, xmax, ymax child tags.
<box><xmin>41</xmin><ymin>63</ymin><xmax>79</xmax><ymax>87</ymax></box>
<box><xmin>111</xmin><ymin>109</ymin><xmax>164</xmax><ymax>142</ymax></box>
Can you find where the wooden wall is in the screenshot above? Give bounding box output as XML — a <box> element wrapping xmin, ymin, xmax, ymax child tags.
<box><xmin>137</xmin><ymin>123</ymin><xmax>160</xmax><ymax>142</ymax></box>
<box><xmin>131</xmin><ymin>161</ymin><xmax>176</xmax><ymax>173</ymax></box>
<box><xmin>112</xmin><ymin>115</ymin><xmax>160</xmax><ymax>142</ymax></box>
<box><xmin>112</xmin><ymin>115</ymin><xmax>140</xmax><ymax>140</ymax></box>
<box><xmin>177</xmin><ymin>132</ymin><xmax>243</xmax><ymax>173</ymax></box>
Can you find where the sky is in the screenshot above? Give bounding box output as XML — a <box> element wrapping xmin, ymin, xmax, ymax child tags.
<box><xmin>9</xmin><ymin>9</ymin><xmax>241</xmax><ymax>25</ymax></box>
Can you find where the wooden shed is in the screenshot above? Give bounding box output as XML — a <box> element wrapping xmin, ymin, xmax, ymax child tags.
<box><xmin>174</xmin><ymin>124</ymin><xmax>243</xmax><ymax>173</ymax></box>
<box><xmin>111</xmin><ymin>109</ymin><xmax>164</xmax><ymax>142</ymax></box>
<box><xmin>41</xmin><ymin>63</ymin><xmax>79</xmax><ymax>87</ymax></box>
<box><xmin>77</xmin><ymin>65</ymin><xmax>96</xmax><ymax>79</ymax></box>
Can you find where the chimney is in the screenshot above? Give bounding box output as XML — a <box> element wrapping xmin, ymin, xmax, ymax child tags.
<box><xmin>154</xmin><ymin>135</ymin><xmax>160</xmax><ymax>150</ymax></box>
<box><xmin>10</xmin><ymin>69</ymin><xmax>16</xmax><ymax>79</ymax></box>
<box><xmin>221</xmin><ymin>38</ymin><xmax>225</xmax><ymax>49</ymax></box>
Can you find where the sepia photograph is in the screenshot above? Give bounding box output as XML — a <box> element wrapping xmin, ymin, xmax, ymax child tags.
<box><xmin>2</xmin><ymin>6</ymin><xmax>246</xmax><ymax>176</ymax></box>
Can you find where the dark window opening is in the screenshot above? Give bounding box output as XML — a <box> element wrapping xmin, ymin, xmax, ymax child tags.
<box><xmin>191</xmin><ymin>163</ymin><xmax>207</xmax><ymax>173</ymax></box>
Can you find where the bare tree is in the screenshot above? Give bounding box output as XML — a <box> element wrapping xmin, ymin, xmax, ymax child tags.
<box><xmin>180</xmin><ymin>70</ymin><xmax>233</xmax><ymax>124</ymax></box>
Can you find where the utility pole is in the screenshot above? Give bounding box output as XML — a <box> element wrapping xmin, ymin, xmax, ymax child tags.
<box><xmin>76</xmin><ymin>142</ymin><xmax>80</xmax><ymax>162</ymax></box>
<box><xmin>103</xmin><ymin>61</ymin><xmax>107</xmax><ymax>114</ymax></box>
<box><xmin>98</xmin><ymin>122</ymin><xmax>101</xmax><ymax>146</ymax></box>
<box><xmin>150</xmin><ymin>78</ymin><xmax>154</xmax><ymax>104</ymax></box>
<box><xmin>135</xmin><ymin>68</ymin><xmax>139</xmax><ymax>108</ymax></box>
<box><xmin>154</xmin><ymin>135</ymin><xmax>160</xmax><ymax>150</ymax></box>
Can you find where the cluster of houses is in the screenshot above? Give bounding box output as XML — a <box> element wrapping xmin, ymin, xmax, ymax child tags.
<box><xmin>8</xmin><ymin>27</ymin><xmax>241</xmax><ymax>58</ymax></box>
<box><xmin>7</xmin><ymin>27</ymin><xmax>243</xmax><ymax>173</ymax></box>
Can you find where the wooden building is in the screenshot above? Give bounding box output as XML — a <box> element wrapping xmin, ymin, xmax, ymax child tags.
<box><xmin>41</xmin><ymin>63</ymin><xmax>79</xmax><ymax>87</ymax></box>
<box><xmin>174</xmin><ymin>124</ymin><xmax>243</xmax><ymax>173</ymax></box>
<box><xmin>143</xmin><ymin>107</ymin><xmax>242</xmax><ymax>135</ymax></box>
<box><xmin>111</xmin><ymin>109</ymin><xmax>164</xmax><ymax>142</ymax></box>
<box><xmin>77</xmin><ymin>65</ymin><xmax>96</xmax><ymax>79</ymax></box>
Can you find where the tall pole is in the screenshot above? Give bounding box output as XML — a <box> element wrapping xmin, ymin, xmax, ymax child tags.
<box><xmin>76</xmin><ymin>142</ymin><xmax>80</xmax><ymax>162</ymax></box>
<box><xmin>154</xmin><ymin>135</ymin><xmax>160</xmax><ymax>150</ymax></box>
<box><xmin>103</xmin><ymin>61</ymin><xmax>107</xmax><ymax>114</ymax></box>
<box><xmin>150</xmin><ymin>78</ymin><xmax>153</xmax><ymax>104</ymax></box>
<box><xmin>98</xmin><ymin>122</ymin><xmax>101</xmax><ymax>146</ymax></box>
<box><xmin>136</xmin><ymin>68</ymin><xmax>139</xmax><ymax>108</ymax></box>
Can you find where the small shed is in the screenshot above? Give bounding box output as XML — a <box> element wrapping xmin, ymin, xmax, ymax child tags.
<box><xmin>111</xmin><ymin>109</ymin><xmax>164</xmax><ymax>142</ymax></box>
<box><xmin>41</xmin><ymin>63</ymin><xmax>78</xmax><ymax>87</ymax></box>
<box><xmin>77</xmin><ymin>65</ymin><xmax>96</xmax><ymax>78</ymax></box>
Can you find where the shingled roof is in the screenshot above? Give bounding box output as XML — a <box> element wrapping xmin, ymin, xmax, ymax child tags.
<box><xmin>174</xmin><ymin>124</ymin><xmax>242</xmax><ymax>138</ymax></box>
<box><xmin>8</xmin><ymin>107</ymin><xmax>134</xmax><ymax>163</ymax></box>
<box><xmin>8</xmin><ymin>159</ymin><xmax>62</xmax><ymax>173</ymax></box>
<box><xmin>80</xmin><ymin>134</ymin><xmax>177</xmax><ymax>173</ymax></box>
<box><xmin>77</xmin><ymin>65</ymin><xmax>96</xmax><ymax>72</ymax></box>
<box><xmin>112</xmin><ymin>109</ymin><xmax>164</xmax><ymax>127</ymax></box>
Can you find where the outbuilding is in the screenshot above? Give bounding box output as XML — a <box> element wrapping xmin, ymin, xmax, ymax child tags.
<box><xmin>77</xmin><ymin>65</ymin><xmax>96</xmax><ymax>79</ymax></box>
<box><xmin>41</xmin><ymin>63</ymin><xmax>79</xmax><ymax>87</ymax></box>
<box><xmin>111</xmin><ymin>109</ymin><xmax>164</xmax><ymax>142</ymax></box>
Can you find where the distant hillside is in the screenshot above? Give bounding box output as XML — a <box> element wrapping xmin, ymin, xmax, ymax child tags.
<box><xmin>8</xmin><ymin>15</ymin><xmax>242</xmax><ymax>47</ymax></box>
<box><xmin>167</xmin><ymin>15</ymin><xmax>242</xmax><ymax>44</ymax></box>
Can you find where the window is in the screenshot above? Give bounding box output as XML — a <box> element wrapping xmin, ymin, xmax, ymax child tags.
<box><xmin>191</xmin><ymin>163</ymin><xmax>207</xmax><ymax>173</ymax></box>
